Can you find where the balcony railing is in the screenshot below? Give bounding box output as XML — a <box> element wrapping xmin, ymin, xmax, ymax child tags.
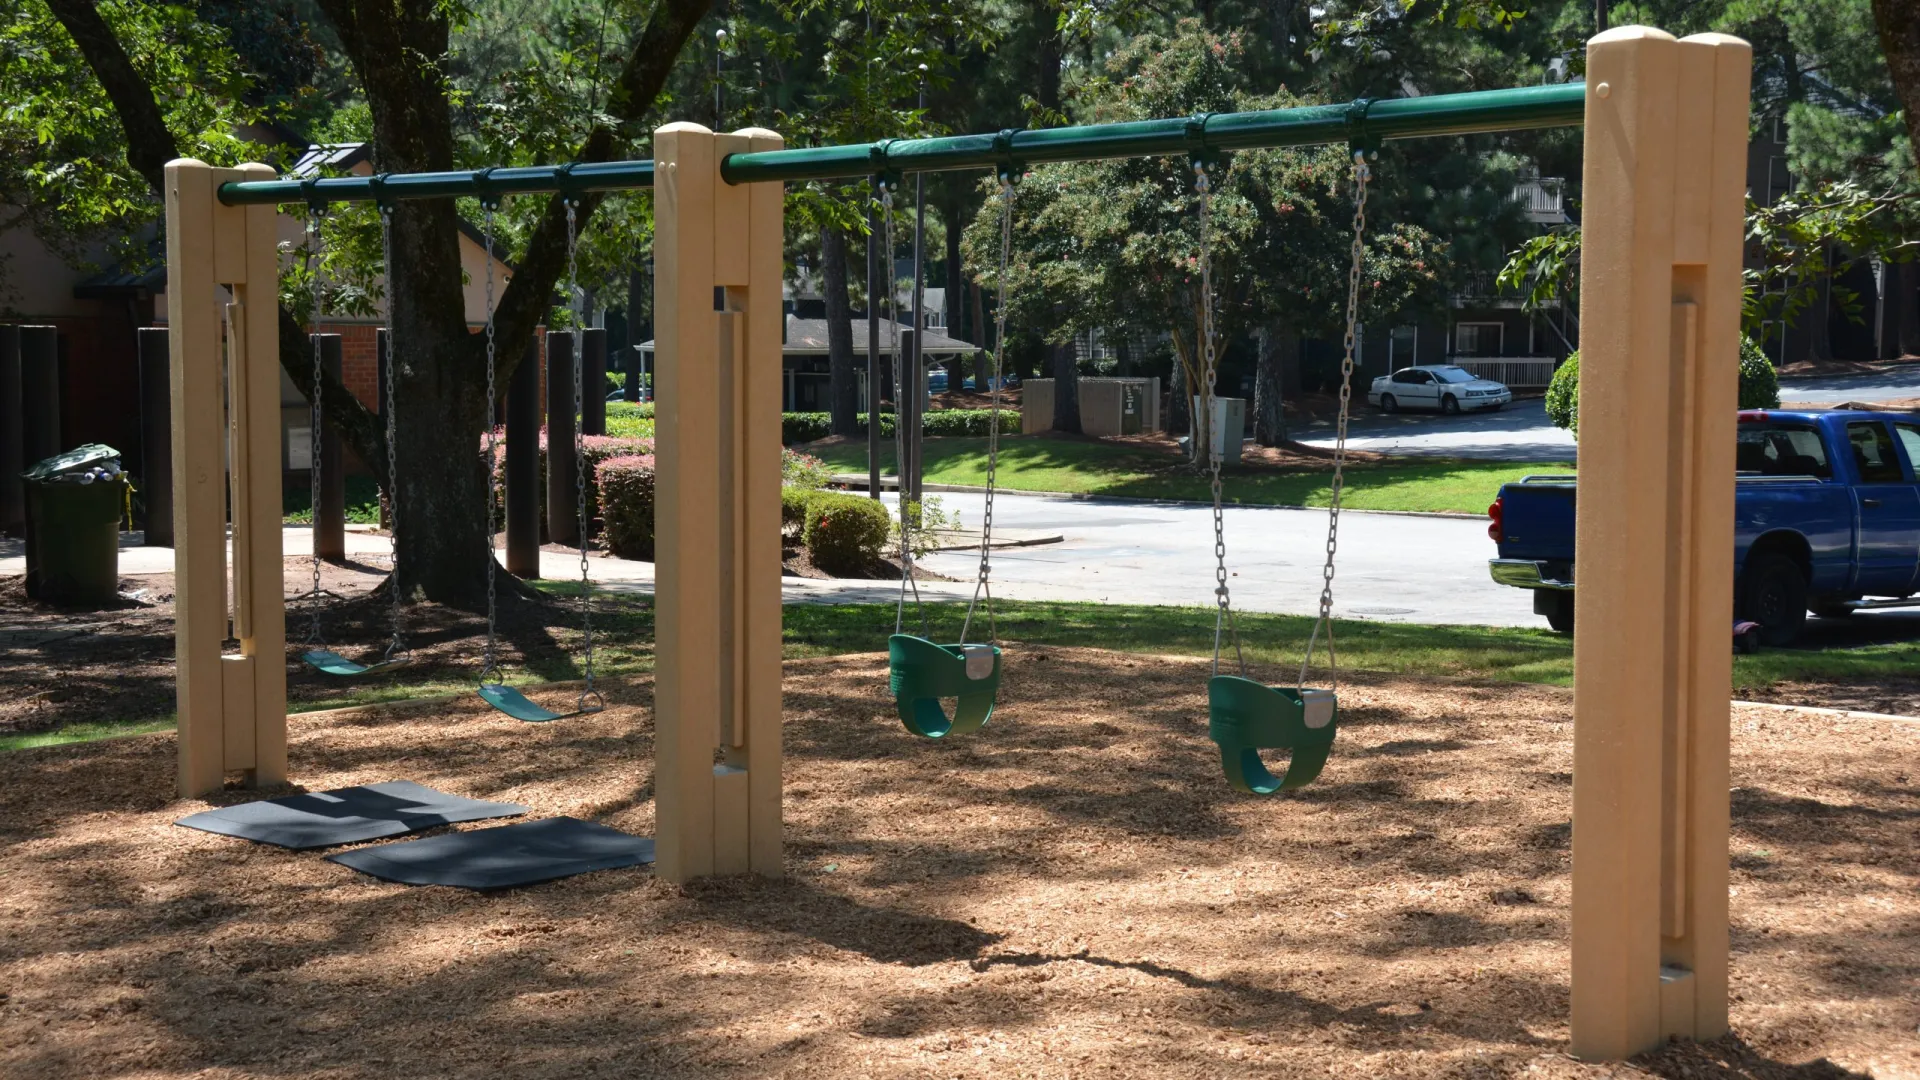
<box><xmin>1512</xmin><ymin>177</ymin><xmax>1567</xmax><ymax>224</ymax></box>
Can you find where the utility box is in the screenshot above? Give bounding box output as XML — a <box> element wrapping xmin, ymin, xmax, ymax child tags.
<box><xmin>22</xmin><ymin>444</ymin><xmax>127</xmax><ymax>606</ymax></box>
<box><xmin>1190</xmin><ymin>396</ymin><xmax>1246</xmax><ymax>463</ymax></box>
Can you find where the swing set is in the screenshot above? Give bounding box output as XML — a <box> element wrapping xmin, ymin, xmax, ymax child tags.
<box><xmin>166</xmin><ymin>26</ymin><xmax>1750</xmax><ymax>1060</ymax></box>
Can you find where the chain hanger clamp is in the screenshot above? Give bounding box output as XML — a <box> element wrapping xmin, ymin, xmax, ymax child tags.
<box><xmin>1345</xmin><ymin>98</ymin><xmax>1381</xmax><ymax>155</ymax></box>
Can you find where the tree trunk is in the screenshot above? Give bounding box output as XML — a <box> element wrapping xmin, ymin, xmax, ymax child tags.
<box><xmin>942</xmin><ymin>193</ymin><xmax>966</xmax><ymax>343</ymax></box>
<box><xmin>1893</xmin><ymin>260</ymin><xmax>1920</xmax><ymax>357</ymax></box>
<box><xmin>1801</xmin><ymin>259</ymin><xmax>1836</xmax><ymax>365</ymax></box>
<box><xmin>1873</xmin><ymin>0</ymin><xmax>1920</xmax><ymax>169</ymax></box>
<box><xmin>821</xmin><ymin>224</ymin><xmax>859</xmax><ymax>434</ymax></box>
<box><xmin>1051</xmin><ymin>337</ymin><xmax>1081</xmax><ymax>433</ymax></box>
<box><xmin>1253</xmin><ymin>324</ymin><xmax>1286</xmax><ymax>446</ymax></box>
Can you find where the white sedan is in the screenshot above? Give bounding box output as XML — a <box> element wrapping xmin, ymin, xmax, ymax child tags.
<box><xmin>1368</xmin><ymin>365</ymin><xmax>1513</xmax><ymax>414</ymax></box>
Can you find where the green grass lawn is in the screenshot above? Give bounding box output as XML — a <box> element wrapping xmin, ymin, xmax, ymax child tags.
<box><xmin>14</xmin><ymin>594</ymin><xmax>1919</xmax><ymax>752</ymax></box>
<box><xmin>808</xmin><ymin>435</ymin><xmax>1565</xmax><ymax>514</ymax></box>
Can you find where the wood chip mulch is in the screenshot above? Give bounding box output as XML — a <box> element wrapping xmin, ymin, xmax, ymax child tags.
<box><xmin>1</xmin><ymin>648</ymin><xmax>1914</xmax><ymax>1079</ymax></box>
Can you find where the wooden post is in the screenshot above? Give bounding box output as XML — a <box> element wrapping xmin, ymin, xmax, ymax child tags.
<box><xmin>581</xmin><ymin>326</ymin><xmax>607</xmax><ymax>436</ymax></box>
<box><xmin>19</xmin><ymin>326</ymin><xmax>60</xmax><ymax>465</ymax></box>
<box><xmin>506</xmin><ymin>335</ymin><xmax>542</xmax><ymax>578</ymax></box>
<box><xmin>138</xmin><ymin>328</ymin><xmax>173</xmax><ymax>546</ymax></box>
<box><xmin>312</xmin><ymin>334</ymin><xmax>346</xmax><ymax>561</ymax></box>
<box><xmin>545</xmin><ymin>329</ymin><xmax>579</xmax><ymax>546</ymax></box>
<box><xmin>165</xmin><ymin>159</ymin><xmax>287</xmax><ymax>796</ymax></box>
<box><xmin>1570</xmin><ymin>27</ymin><xmax>1749</xmax><ymax>1059</ymax></box>
<box><xmin>0</xmin><ymin>325</ymin><xmax>22</xmax><ymax>537</ymax></box>
<box><xmin>653</xmin><ymin>123</ymin><xmax>785</xmax><ymax>883</ymax></box>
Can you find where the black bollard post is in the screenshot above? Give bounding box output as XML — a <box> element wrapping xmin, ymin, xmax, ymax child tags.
<box><xmin>623</xmin><ymin>345</ymin><xmax>641</xmax><ymax>403</ymax></box>
<box><xmin>544</xmin><ymin>329</ymin><xmax>579</xmax><ymax>546</ymax></box>
<box><xmin>312</xmin><ymin>334</ymin><xmax>346</xmax><ymax>561</ymax></box>
<box><xmin>137</xmin><ymin>327</ymin><xmax>173</xmax><ymax>546</ymax></box>
<box><xmin>19</xmin><ymin>326</ymin><xmax>60</xmax><ymax>466</ymax></box>
<box><xmin>0</xmin><ymin>325</ymin><xmax>21</xmax><ymax>537</ymax></box>
<box><xmin>506</xmin><ymin>336</ymin><xmax>541</xmax><ymax>577</ymax></box>
<box><xmin>898</xmin><ymin>327</ymin><xmax>921</xmax><ymax>503</ymax></box>
<box><xmin>375</xmin><ymin>328</ymin><xmax>391</xmax><ymax>531</ymax></box>
<box><xmin>581</xmin><ymin>326</ymin><xmax>607</xmax><ymax>436</ymax></box>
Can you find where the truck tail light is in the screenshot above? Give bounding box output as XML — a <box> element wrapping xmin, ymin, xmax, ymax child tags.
<box><xmin>1487</xmin><ymin>496</ymin><xmax>1504</xmax><ymax>543</ymax></box>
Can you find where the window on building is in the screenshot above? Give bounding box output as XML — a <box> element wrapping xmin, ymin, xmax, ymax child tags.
<box><xmin>1388</xmin><ymin>325</ymin><xmax>1417</xmax><ymax>367</ymax></box>
<box><xmin>1766</xmin><ymin>155</ymin><xmax>1791</xmax><ymax>205</ymax></box>
<box><xmin>1453</xmin><ymin>322</ymin><xmax>1503</xmax><ymax>357</ymax></box>
<box><xmin>1759</xmin><ymin>319</ymin><xmax>1786</xmax><ymax>366</ymax></box>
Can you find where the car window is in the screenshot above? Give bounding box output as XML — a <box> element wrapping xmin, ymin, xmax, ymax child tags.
<box><xmin>1433</xmin><ymin>367</ymin><xmax>1474</xmax><ymax>384</ymax></box>
<box><xmin>1736</xmin><ymin>423</ymin><xmax>1831</xmax><ymax>478</ymax></box>
<box><xmin>1895</xmin><ymin>423</ymin><xmax>1920</xmax><ymax>471</ymax></box>
<box><xmin>1391</xmin><ymin>369</ymin><xmax>1415</xmax><ymax>384</ymax></box>
<box><xmin>1411</xmin><ymin>370</ymin><xmax>1434</xmax><ymax>384</ymax></box>
<box><xmin>1847</xmin><ymin>421</ymin><xmax>1905</xmax><ymax>483</ymax></box>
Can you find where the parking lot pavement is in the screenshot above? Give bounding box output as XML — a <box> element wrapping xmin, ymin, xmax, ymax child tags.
<box><xmin>1292</xmin><ymin>397</ymin><xmax>1577</xmax><ymax>461</ymax></box>
<box><xmin>1776</xmin><ymin>370</ymin><xmax>1920</xmax><ymax>404</ymax></box>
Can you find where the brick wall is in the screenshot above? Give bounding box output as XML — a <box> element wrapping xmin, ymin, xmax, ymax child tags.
<box><xmin>317</xmin><ymin>322</ymin><xmax>380</xmax><ymax>408</ymax></box>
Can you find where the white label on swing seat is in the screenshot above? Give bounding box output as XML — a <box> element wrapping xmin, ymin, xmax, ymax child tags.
<box><xmin>962</xmin><ymin>645</ymin><xmax>995</xmax><ymax>681</ymax></box>
<box><xmin>1300</xmin><ymin>689</ymin><xmax>1335</xmax><ymax>730</ymax></box>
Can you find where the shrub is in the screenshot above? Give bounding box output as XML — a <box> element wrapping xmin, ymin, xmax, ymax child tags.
<box><xmin>1545</xmin><ymin>338</ymin><xmax>1778</xmax><ymax>440</ymax></box>
<box><xmin>484</xmin><ymin>431</ymin><xmax>653</xmax><ymax>539</ymax></box>
<box><xmin>781</xmin><ymin>408</ymin><xmax>1018</xmax><ymax>444</ymax></box>
<box><xmin>803</xmin><ymin>492</ymin><xmax>893</xmax><ymax>575</ymax></box>
<box><xmin>597</xmin><ymin>454</ymin><xmax>657</xmax><ymax>559</ymax></box>
<box><xmin>781</xmin><ymin>486</ymin><xmax>813</xmax><ymax>536</ymax></box>
<box><xmin>1739</xmin><ymin>336</ymin><xmax>1781</xmax><ymax>409</ymax></box>
<box><xmin>783</xmin><ymin>448</ymin><xmax>831</xmax><ymax>490</ymax></box>
<box><xmin>1545</xmin><ymin>351</ymin><xmax>1580</xmax><ymax>435</ymax></box>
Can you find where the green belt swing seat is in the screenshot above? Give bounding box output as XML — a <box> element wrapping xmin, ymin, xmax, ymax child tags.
<box><xmin>303</xmin><ymin>645</ymin><xmax>412</xmax><ymax>678</ymax></box>
<box><xmin>1207</xmin><ymin>677</ymin><xmax>1338</xmax><ymax>794</ymax></box>
<box><xmin>889</xmin><ymin>635</ymin><xmax>1002</xmax><ymax>738</ymax></box>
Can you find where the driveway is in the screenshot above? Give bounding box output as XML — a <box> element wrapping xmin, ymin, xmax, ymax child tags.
<box><xmin>906</xmin><ymin>490</ymin><xmax>1533</xmax><ymax>627</ymax></box>
<box><xmin>1777</xmin><ymin>369</ymin><xmax>1920</xmax><ymax>404</ymax></box>
<box><xmin>1292</xmin><ymin>397</ymin><xmax>1577</xmax><ymax>461</ymax></box>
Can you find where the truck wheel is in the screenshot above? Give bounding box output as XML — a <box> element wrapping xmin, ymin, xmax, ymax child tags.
<box><xmin>1739</xmin><ymin>553</ymin><xmax>1808</xmax><ymax>647</ymax></box>
<box><xmin>1441</xmin><ymin>394</ymin><xmax>1461</xmax><ymax>415</ymax></box>
<box><xmin>1379</xmin><ymin>394</ymin><xmax>1398</xmax><ymax>413</ymax></box>
<box><xmin>1535</xmin><ymin>590</ymin><xmax>1574</xmax><ymax>635</ymax></box>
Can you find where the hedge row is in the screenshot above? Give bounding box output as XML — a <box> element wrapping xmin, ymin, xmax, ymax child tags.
<box><xmin>595</xmin><ymin>462</ymin><xmax>891</xmax><ymax>573</ymax></box>
<box><xmin>781</xmin><ymin>408</ymin><xmax>1019</xmax><ymax>444</ymax></box>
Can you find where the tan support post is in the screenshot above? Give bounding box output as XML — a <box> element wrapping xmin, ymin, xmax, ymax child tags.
<box><xmin>1570</xmin><ymin>28</ymin><xmax>1750</xmax><ymax>1059</ymax></box>
<box><xmin>165</xmin><ymin>160</ymin><xmax>288</xmax><ymax>796</ymax></box>
<box><xmin>652</xmin><ymin>124</ymin><xmax>786</xmax><ymax>883</ymax></box>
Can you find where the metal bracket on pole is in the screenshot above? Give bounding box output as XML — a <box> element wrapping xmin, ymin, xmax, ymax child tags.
<box><xmin>1185</xmin><ymin>112</ymin><xmax>1222</xmax><ymax>172</ymax></box>
<box><xmin>1345</xmin><ymin>97</ymin><xmax>1381</xmax><ymax>156</ymax></box>
<box><xmin>992</xmin><ymin>128</ymin><xmax>1026</xmax><ymax>185</ymax></box>
<box><xmin>473</xmin><ymin>166</ymin><xmax>501</xmax><ymax>210</ymax></box>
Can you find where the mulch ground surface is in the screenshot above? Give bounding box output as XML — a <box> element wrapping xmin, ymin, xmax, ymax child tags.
<box><xmin>2</xmin><ymin>648</ymin><xmax>1914</xmax><ymax>1079</ymax></box>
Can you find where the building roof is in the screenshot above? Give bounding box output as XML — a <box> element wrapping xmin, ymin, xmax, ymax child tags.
<box><xmin>639</xmin><ymin>315</ymin><xmax>979</xmax><ymax>356</ymax></box>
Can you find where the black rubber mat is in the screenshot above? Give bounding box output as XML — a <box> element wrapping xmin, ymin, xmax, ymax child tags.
<box><xmin>175</xmin><ymin>781</ymin><xmax>527</xmax><ymax>850</ymax></box>
<box><xmin>326</xmin><ymin>816</ymin><xmax>655</xmax><ymax>889</ymax></box>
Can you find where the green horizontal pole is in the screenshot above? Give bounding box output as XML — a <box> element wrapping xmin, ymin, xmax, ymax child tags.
<box><xmin>721</xmin><ymin>82</ymin><xmax>1586</xmax><ymax>185</ymax></box>
<box><xmin>217</xmin><ymin>159</ymin><xmax>657</xmax><ymax>207</ymax></box>
<box><xmin>216</xmin><ymin>82</ymin><xmax>1583</xmax><ymax>206</ymax></box>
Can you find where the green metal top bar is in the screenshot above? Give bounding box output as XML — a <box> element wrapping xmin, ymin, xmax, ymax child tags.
<box><xmin>217</xmin><ymin>82</ymin><xmax>1583</xmax><ymax>206</ymax></box>
<box><xmin>720</xmin><ymin>82</ymin><xmax>1585</xmax><ymax>185</ymax></box>
<box><xmin>218</xmin><ymin>159</ymin><xmax>657</xmax><ymax>207</ymax></box>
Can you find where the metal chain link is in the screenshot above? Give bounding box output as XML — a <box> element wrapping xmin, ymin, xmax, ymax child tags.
<box><xmin>480</xmin><ymin>205</ymin><xmax>501</xmax><ymax>684</ymax></box>
<box><xmin>377</xmin><ymin>204</ymin><xmax>408</xmax><ymax>663</ymax></box>
<box><xmin>959</xmin><ymin>176</ymin><xmax>1014</xmax><ymax>645</ymax></box>
<box><xmin>566</xmin><ymin>200</ymin><xmax>599</xmax><ymax>709</ymax></box>
<box><xmin>884</xmin><ymin>182</ymin><xmax>928</xmax><ymax>637</ymax></box>
<box><xmin>1197</xmin><ymin>162</ymin><xmax>1246</xmax><ymax>678</ymax></box>
<box><xmin>304</xmin><ymin>209</ymin><xmax>326</xmax><ymax>647</ymax></box>
<box><xmin>1298</xmin><ymin>150</ymin><xmax>1372</xmax><ymax>691</ymax></box>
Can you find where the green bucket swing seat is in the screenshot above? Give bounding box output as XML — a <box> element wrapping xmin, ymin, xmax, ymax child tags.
<box><xmin>889</xmin><ymin>634</ymin><xmax>1002</xmax><ymax>739</ymax></box>
<box><xmin>302</xmin><ymin>646</ymin><xmax>411</xmax><ymax>678</ymax></box>
<box><xmin>1207</xmin><ymin>676</ymin><xmax>1339</xmax><ymax>794</ymax></box>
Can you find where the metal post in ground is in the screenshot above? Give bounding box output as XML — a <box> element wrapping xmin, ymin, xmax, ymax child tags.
<box><xmin>866</xmin><ymin>189</ymin><xmax>882</xmax><ymax>499</ymax></box>
<box><xmin>581</xmin><ymin>326</ymin><xmax>607</xmax><ymax>435</ymax></box>
<box><xmin>138</xmin><ymin>327</ymin><xmax>173</xmax><ymax>546</ymax></box>
<box><xmin>506</xmin><ymin>335</ymin><xmax>542</xmax><ymax>577</ymax></box>
<box><xmin>545</xmin><ymin>329</ymin><xmax>579</xmax><ymax>546</ymax></box>
<box><xmin>312</xmin><ymin>333</ymin><xmax>346</xmax><ymax>561</ymax></box>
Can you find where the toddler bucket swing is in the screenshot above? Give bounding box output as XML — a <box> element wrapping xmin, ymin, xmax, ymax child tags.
<box><xmin>884</xmin><ymin>168</ymin><xmax>1018</xmax><ymax>738</ymax></box>
<box><xmin>473</xmin><ymin>188</ymin><xmax>604</xmax><ymax>723</ymax></box>
<box><xmin>1197</xmin><ymin>147</ymin><xmax>1373</xmax><ymax>794</ymax></box>
<box><xmin>296</xmin><ymin>196</ymin><xmax>412</xmax><ymax>677</ymax></box>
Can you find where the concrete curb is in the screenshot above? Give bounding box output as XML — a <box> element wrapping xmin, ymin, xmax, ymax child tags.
<box><xmin>829</xmin><ymin>478</ymin><xmax>1481</xmax><ymax>520</ymax></box>
<box><xmin>1728</xmin><ymin>699</ymin><xmax>1920</xmax><ymax>726</ymax></box>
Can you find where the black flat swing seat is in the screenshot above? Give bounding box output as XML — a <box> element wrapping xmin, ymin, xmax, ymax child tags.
<box><xmin>301</xmin><ymin>647</ymin><xmax>411</xmax><ymax>677</ymax></box>
<box><xmin>888</xmin><ymin>634</ymin><xmax>1002</xmax><ymax>738</ymax></box>
<box><xmin>478</xmin><ymin>682</ymin><xmax>605</xmax><ymax>724</ymax></box>
<box><xmin>1207</xmin><ymin>675</ymin><xmax>1339</xmax><ymax>794</ymax></box>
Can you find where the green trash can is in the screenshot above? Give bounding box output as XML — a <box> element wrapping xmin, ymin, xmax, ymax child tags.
<box><xmin>23</xmin><ymin>444</ymin><xmax>128</xmax><ymax>606</ymax></box>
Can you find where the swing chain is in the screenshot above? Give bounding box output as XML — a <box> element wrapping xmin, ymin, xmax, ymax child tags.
<box><xmin>304</xmin><ymin>208</ymin><xmax>326</xmax><ymax>648</ymax></box>
<box><xmin>377</xmin><ymin>204</ymin><xmax>408</xmax><ymax>662</ymax></box>
<box><xmin>1298</xmin><ymin>150</ymin><xmax>1371</xmax><ymax>691</ymax></box>
<box><xmin>566</xmin><ymin>199</ymin><xmax>596</xmax><ymax>707</ymax></box>
<box><xmin>883</xmin><ymin>181</ymin><xmax>929</xmax><ymax>638</ymax></box>
<box><xmin>960</xmin><ymin>176</ymin><xmax>1015</xmax><ymax>645</ymax></box>
<box><xmin>1196</xmin><ymin>162</ymin><xmax>1245</xmax><ymax>677</ymax></box>
<box><xmin>480</xmin><ymin>205</ymin><xmax>500</xmax><ymax>684</ymax></box>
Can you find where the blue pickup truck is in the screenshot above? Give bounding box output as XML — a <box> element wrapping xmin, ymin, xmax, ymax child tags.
<box><xmin>1487</xmin><ymin>409</ymin><xmax>1920</xmax><ymax>645</ymax></box>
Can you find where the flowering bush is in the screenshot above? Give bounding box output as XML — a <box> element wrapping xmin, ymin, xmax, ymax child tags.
<box><xmin>597</xmin><ymin>454</ymin><xmax>657</xmax><ymax>559</ymax></box>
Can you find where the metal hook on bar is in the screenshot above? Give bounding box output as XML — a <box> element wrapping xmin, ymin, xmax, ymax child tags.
<box><xmin>1345</xmin><ymin>97</ymin><xmax>1381</xmax><ymax>155</ymax></box>
<box><xmin>300</xmin><ymin>178</ymin><xmax>328</xmax><ymax>218</ymax></box>
<box><xmin>992</xmin><ymin>128</ymin><xmax>1026</xmax><ymax>184</ymax></box>
<box><xmin>1186</xmin><ymin>112</ymin><xmax>1223</xmax><ymax>172</ymax></box>
<box><xmin>473</xmin><ymin>166</ymin><xmax>502</xmax><ymax>209</ymax></box>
